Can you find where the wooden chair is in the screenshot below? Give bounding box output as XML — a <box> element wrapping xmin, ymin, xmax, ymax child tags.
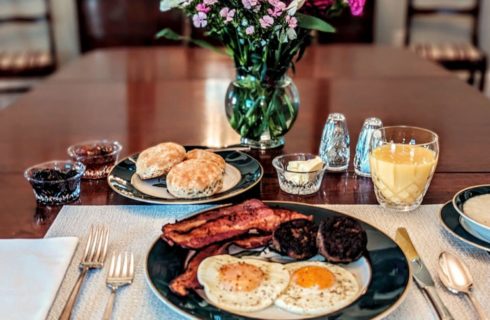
<box><xmin>405</xmin><ymin>0</ymin><xmax>487</xmax><ymax>91</ymax></box>
<box><xmin>76</xmin><ymin>0</ymin><xmax>185</xmax><ymax>53</ymax></box>
<box><xmin>0</xmin><ymin>0</ymin><xmax>57</xmax><ymax>93</ymax></box>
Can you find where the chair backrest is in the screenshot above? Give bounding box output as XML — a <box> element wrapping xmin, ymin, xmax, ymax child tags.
<box><xmin>76</xmin><ymin>0</ymin><xmax>185</xmax><ymax>53</ymax></box>
<box><xmin>405</xmin><ymin>0</ymin><xmax>482</xmax><ymax>46</ymax></box>
<box><xmin>0</xmin><ymin>0</ymin><xmax>57</xmax><ymax>72</ymax></box>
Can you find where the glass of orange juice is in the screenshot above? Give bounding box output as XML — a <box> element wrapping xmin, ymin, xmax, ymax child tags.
<box><xmin>369</xmin><ymin>126</ymin><xmax>439</xmax><ymax>211</ymax></box>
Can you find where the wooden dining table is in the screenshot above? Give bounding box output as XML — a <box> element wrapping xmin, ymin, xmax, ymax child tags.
<box><xmin>2</xmin><ymin>44</ymin><xmax>490</xmax><ymax>238</ymax></box>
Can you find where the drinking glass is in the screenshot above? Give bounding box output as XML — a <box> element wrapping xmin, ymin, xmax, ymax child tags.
<box><xmin>369</xmin><ymin>126</ymin><xmax>439</xmax><ymax>211</ymax></box>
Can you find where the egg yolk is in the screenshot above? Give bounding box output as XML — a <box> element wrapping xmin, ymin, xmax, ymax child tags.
<box><xmin>218</xmin><ymin>262</ymin><xmax>265</xmax><ymax>292</ymax></box>
<box><xmin>292</xmin><ymin>266</ymin><xmax>336</xmax><ymax>289</ymax></box>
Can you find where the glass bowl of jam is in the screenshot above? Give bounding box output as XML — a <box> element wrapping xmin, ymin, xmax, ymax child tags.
<box><xmin>24</xmin><ymin>160</ymin><xmax>85</xmax><ymax>205</ymax></box>
<box><xmin>67</xmin><ymin>140</ymin><xmax>122</xmax><ymax>179</ymax></box>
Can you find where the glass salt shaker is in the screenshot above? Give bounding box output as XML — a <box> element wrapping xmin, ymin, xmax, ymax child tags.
<box><xmin>319</xmin><ymin>113</ymin><xmax>350</xmax><ymax>171</ymax></box>
<box><xmin>353</xmin><ymin>117</ymin><xmax>383</xmax><ymax>177</ymax></box>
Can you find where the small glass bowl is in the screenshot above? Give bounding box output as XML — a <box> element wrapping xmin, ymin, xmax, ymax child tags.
<box><xmin>67</xmin><ymin>140</ymin><xmax>122</xmax><ymax>179</ymax></box>
<box><xmin>24</xmin><ymin>160</ymin><xmax>85</xmax><ymax>205</ymax></box>
<box><xmin>272</xmin><ymin>153</ymin><xmax>327</xmax><ymax>195</ymax></box>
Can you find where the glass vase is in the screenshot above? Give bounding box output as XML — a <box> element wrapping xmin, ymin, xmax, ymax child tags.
<box><xmin>225</xmin><ymin>74</ymin><xmax>300</xmax><ymax>149</ymax></box>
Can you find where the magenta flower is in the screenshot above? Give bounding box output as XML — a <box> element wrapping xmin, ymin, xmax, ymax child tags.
<box><xmin>245</xmin><ymin>26</ymin><xmax>255</xmax><ymax>35</ymax></box>
<box><xmin>192</xmin><ymin>12</ymin><xmax>208</xmax><ymax>27</ymax></box>
<box><xmin>308</xmin><ymin>0</ymin><xmax>333</xmax><ymax>11</ymax></box>
<box><xmin>196</xmin><ymin>3</ymin><xmax>210</xmax><ymax>13</ymax></box>
<box><xmin>242</xmin><ymin>0</ymin><xmax>259</xmax><ymax>9</ymax></box>
<box><xmin>285</xmin><ymin>15</ymin><xmax>297</xmax><ymax>28</ymax></box>
<box><xmin>220</xmin><ymin>7</ymin><xmax>235</xmax><ymax>23</ymax></box>
<box><xmin>259</xmin><ymin>15</ymin><xmax>274</xmax><ymax>28</ymax></box>
<box><xmin>348</xmin><ymin>0</ymin><xmax>366</xmax><ymax>16</ymax></box>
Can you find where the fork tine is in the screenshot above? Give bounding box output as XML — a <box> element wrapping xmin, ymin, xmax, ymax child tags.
<box><xmin>109</xmin><ymin>253</ymin><xmax>116</xmax><ymax>277</ymax></box>
<box><xmin>82</xmin><ymin>226</ymin><xmax>94</xmax><ymax>261</ymax></box>
<box><xmin>122</xmin><ymin>252</ymin><xmax>128</xmax><ymax>277</ymax></box>
<box><xmin>93</xmin><ymin>227</ymin><xmax>104</xmax><ymax>263</ymax></box>
<box><xmin>129</xmin><ymin>253</ymin><xmax>134</xmax><ymax>278</ymax></box>
<box><xmin>94</xmin><ymin>227</ymin><xmax>108</xmax><ymax>264</ymax></box>
<box><xmin>115</xmin><ymin>253</ymin><xmax>122</xmax><ymax>277</ymax></box>
<box><xmin>88</xmin><ymin>226</ymin><xmax>101</xmax><ymax>262</ymax></box>
<box><xmin>100</xmin><ymin>228</ymin><xmax>109</xmax><ymax>263</ymax></box>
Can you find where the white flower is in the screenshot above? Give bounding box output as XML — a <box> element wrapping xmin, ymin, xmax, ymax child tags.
<box><xmin>286</xmin><ymin>0</ymin><xmax>306</xmax><ymax>15</ymax></box>
<box><xmin>160</xmin><ymin>0</ymin><xmax>186</xmax><ymax>11</ymax></box>
<box><xmin>286</xmin><ymin>28</ymin><xmax>297</xmax><ymax>40</ymax></box>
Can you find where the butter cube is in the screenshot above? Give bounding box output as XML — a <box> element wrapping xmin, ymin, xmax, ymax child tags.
<box><xmin>284</xmin><ymin>157</ymin><xmax>324</xmax><ymax>186</ymax></box>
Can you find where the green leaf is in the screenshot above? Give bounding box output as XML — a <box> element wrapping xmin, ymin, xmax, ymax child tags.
<box><xmin>156</xmin><ymin>28</ymin><xmax>230</xmax><ymax>56</ymax></box>
<box><xmin>296</xmin><ymin>13</ymin><xmax>336</xmax><ymax>33</ymax></box>
<box><xmin>155</xmin><ymin>28</ymin><xmax>181</xmax><ymax>40</ymax></box>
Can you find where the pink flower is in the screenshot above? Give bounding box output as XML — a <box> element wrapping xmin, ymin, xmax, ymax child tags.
<box><xmin>348</xmin><ymin>0</ymin><xmax>366</xmax><ymax>16</ymax></box>
<box><xmin>242</xmin><ymin>0</ymin><xmax>259</xmax><ymax>9</ymax></box>
<box><xmin>196</xmin><ymin>3</ymin><xmax>210</xmax><ymax>13</ymax></box>
<box><xmin>259</xmin><ymin>15</ymin><xmax>274</xmax><ymax>28</ymax></box>
<box><xmin>245</xmin><ymin>26</ymin><xmax>255</xmax><ymax>35</ymax></box>
<box><xmin>203</xmin><ymin>0</ymin><xmax>217</xmax><ymax>5</ymax></box>
<box><xmin>192</xmin><ymin>12</ymin><xmax>207</xmax><ymax>27</ymax></box>
<box><xmin>285</xmin><ymin>15</ymin><xmax>297</xmax><ymax>28</ymax></box>
<box><xmin>219</xmin><ymin>7</ymin><xmax>235</xmax><ymax>23</ymax></box>
<box><xmin>267</xmin><ymin>0</ymin><xmax>286</xmax><ymax>17</ymax></box>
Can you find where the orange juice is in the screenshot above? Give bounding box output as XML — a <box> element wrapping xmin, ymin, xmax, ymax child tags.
<box><xmin>370</xmin><ymin>144</ymin><xmax>437</xmax><ymax>205</ymax></box>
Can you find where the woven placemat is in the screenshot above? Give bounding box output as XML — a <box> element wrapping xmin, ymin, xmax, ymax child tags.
<box><xmin>45</xmin><ymin>204</ymin><xmax>490</xmax><ymax>320</ymax></box>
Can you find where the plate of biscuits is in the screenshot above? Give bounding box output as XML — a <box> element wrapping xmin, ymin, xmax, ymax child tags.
<box><xmin>107</xmin><ymin>142</ymin><xmax>263</xmax><ymax>204</ymax></box>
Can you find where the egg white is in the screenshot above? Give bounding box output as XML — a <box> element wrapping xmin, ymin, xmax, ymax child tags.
<box><xmin>197</xmin><ymin>255</ymin><xmax>290</xmax><ymax>313</ymax></box>
<box><xmin>275</xmin><ymin>261</ymin><xmax>360</xmax><ymax>315</ymax></box>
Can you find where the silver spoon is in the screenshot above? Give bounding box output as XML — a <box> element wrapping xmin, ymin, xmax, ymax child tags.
<box><xmin>437</xmin><ymin>252</ymin><xmax>488</xmax><ymax>320</ymax></box>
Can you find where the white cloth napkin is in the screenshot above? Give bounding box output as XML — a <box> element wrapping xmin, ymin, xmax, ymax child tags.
<box><xmin>0</xmin><ymin>237</ymin><xmax>78</xmax><ymax>320</ymax></box>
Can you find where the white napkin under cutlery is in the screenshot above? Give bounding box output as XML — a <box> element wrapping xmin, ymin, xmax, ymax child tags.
<box><xmin>0</xmin><ymin>237</ymin><xmax>78</xmax><ymax>320</ymax></box>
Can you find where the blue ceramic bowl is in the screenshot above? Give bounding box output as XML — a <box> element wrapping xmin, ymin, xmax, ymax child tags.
<box><xmin>452</xmin><ymin>185</ymin><xmax>490</xmax><ymax>243</ymax></box>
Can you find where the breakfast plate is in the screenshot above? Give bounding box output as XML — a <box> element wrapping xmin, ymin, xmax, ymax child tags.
<box><xmin>439</xmin><ymin>201</ymin><xmax>490</xmax><ymax>251</ymax></box>
<box><xmin>145</xmin><ymin>201</ymin><xmax>411</xmax><ymax>319</ymax></box>
<box><xmin>107</xmin><ymin>148</ymin><xmax>263</xmax><ymax>204</ymax></box>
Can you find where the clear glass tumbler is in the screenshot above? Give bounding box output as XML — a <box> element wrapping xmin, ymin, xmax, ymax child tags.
<box><xmin>369</xmin><ymin>126</ymin><xmax>439</xmax><ymax>211</ymax></box>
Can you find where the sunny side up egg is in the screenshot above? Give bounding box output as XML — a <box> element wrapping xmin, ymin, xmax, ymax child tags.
<box><xmin>274</xmin><ymin>261</ymin><xmax>360</xmax><ymax>315</ymax></box>
<box><xmin>197</xmin><ymin>255</ymin><xmax>290</xmax><ymax>313</ymax></box>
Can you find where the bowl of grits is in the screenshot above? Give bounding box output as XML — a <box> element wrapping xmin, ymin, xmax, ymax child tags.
<box><xmin>453</xmin><ymin>185</ymin><xmax>490</xmax><ymax>243</ymax></box>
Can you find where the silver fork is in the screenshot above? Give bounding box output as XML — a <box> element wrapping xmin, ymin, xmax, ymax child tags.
<box><xmin>102</xmin><ymin>252</ymin><xmax>135</xmax><ymax>320</ymax></box>
<box><xmin>59</xmin><ymin>226</ymin><xmax>109</xmax><ymax>320</ymax></box>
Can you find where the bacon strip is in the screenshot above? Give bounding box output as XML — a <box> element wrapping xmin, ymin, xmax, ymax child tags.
<box><xmin>162</xmin><ymin>199</ymin><xmax>267</xmax><ymax>245</ymax></box>
<box><xmin>169</xmin><ymin>233</ymin><xmax>272</xmax><ymax>296</ymax></box>
<box><xmin>169</xmin><ymin>243</ymin><xmax>229</xmax><ymax>296</ymax></box>
<box><xmin>233</xmin><ymin>233</ymin><xmax>272</xmax><ymax>249</ymax></box>
<box><xmin>163</xmin><ymin>206</ymin><xmax>311</xmax><ymax>249</ymax></box>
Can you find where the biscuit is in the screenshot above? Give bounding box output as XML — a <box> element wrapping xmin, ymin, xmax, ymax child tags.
<box><xmin>136</xmin><ymin>142</ymin><xmax>186</xmax><ymax>179</ymax></box>
<box><xmin>186</xmin><ymin>149</ymin><xmax>226</xmax><ymax>174</ymax></box>
<box><xmin>167</xmin><ymin>159</ymin><xmax>223</xmax><ymax>199</ymax></box>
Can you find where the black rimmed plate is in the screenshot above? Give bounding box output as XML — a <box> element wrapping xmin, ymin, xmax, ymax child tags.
<box><xmin>145</xmin><ymin>201</ymin><xmax>411</xmax><ymax>320</ymax></box>
<box><xmin>107</xmin><ymin>149</ymin><xmax>263</xmax><ymax>204</ymax></box>
<box><xmin>440</xmin><ymin>201</ymin><xmax>490</xmax><ymax>252</ymax></box>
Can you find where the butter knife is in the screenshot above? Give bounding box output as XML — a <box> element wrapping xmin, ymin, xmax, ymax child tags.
<box><xmin>395</xmin><ymin>228</ymin><xmax>455</xmax><ymax>320</ymax></box>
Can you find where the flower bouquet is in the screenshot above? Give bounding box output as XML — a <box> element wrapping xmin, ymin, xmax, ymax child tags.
<box><xmin>159</xmin><ymin>0</ymin><xmax>366</xmax><ymax>148</ymax></box>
